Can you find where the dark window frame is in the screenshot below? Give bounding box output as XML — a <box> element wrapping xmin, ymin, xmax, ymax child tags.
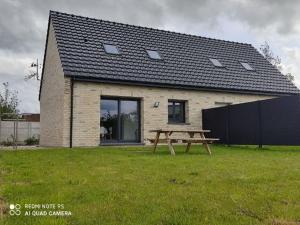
<box><xmin>168</xmin><ymin>100</ymin><xmax>186</xmax><ymax>123</ymax></box>
<box><xmin>100</xmin><ymin>96</ymin><xmax>141</xmax><ymax>144</ymax></box>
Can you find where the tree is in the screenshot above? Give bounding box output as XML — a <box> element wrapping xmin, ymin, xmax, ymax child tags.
<box><xmin>0</xmin><ymin>82</ymin><xmax>19</xmax><ymax>119</ymax></box>
<box><xmin>260</xmin><ymin>41</ymin><xmax>294</xmax><ymax>82</ymax></box>
<box><xmin>285</xmin><ymin>73</ymin><xmax>295</xmax><ymax>82</ymax></box>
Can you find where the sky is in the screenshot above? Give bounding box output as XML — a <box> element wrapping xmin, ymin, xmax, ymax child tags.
<box><xmin>0</xmin><ymin>0</ymin><xmax>300</xmax><ymax>113</ymax></box>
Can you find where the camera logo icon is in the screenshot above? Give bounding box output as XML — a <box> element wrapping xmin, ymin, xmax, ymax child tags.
<box><xmin>9</xmin><ymin>204</ymin><xmax>21</xmax><ymax>216</ymax></box>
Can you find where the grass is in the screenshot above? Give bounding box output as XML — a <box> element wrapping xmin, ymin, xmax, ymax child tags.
<box><xmin>1</xmin><ymin>145</ymin><xmax>300</xmax><ymax>225</ymax></box>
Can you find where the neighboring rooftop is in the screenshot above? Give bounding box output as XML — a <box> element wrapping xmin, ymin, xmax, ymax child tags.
<box><xmin>48</xmin><ymin>11</ymin><xmax>299</xmax><ymax>95</ymax></box>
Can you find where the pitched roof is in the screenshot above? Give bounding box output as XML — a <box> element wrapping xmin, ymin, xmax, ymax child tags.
<box><xmin>49</xmin><ymin>11</ymin><xmax>299</xmax><ymax>95</ymax></box>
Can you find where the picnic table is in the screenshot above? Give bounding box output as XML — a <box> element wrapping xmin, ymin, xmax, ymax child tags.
<box><xmin>149</xmin><ymin>129</ymin><xmax>219</xmax><ymax>155</ymax></box>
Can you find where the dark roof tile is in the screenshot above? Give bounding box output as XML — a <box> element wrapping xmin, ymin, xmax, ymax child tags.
<box><xmin>49</xmin><ymin>11</ymin><xmax>299</xmax><ymax>95</ymax></box>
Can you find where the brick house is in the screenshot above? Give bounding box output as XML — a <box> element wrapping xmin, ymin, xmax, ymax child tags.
<box><xmin>39</xmin><ymin>11</ymin><xmax>299</xmax><ymax>147</ymax></box>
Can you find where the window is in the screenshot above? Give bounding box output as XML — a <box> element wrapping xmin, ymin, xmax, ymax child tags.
<box><xmin>103</xmin><ymin>44</ymin><xmax>120</xmax><ymax>54</ymax></box>
<box><xmin>146</xmin><ymin>50</ymin><xmax>162</xmax><ymax>60</ymax></box>
<box><xmin>209</xmin><ymin>58</ymin><xmax>224</xmax><ymax>67</ymax></box>
<box><xmin>240</xmin><ymin>62</ymin><xmax>254</xmax><ymax>71</ymax></box>
<box><xmin>168</xmin><ymin>100</ymin><xmax>185</xmax><ymax>123</ymax></box>
<box><xmin>100</xmin><ymin>98</ymin><xmax>140</xmax><ymax>143</ymax></box>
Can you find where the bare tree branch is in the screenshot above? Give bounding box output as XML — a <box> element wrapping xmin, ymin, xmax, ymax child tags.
<box><xmin>260</xmin><ymin>41</ymin><xmax>295</xmax><ymax>83</ymax></box>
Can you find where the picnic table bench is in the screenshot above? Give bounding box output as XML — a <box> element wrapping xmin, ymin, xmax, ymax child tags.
<box><xmin>149</xmin><ymin>129</ymin><xmax>219</xmax><ymax>155</ymax></box>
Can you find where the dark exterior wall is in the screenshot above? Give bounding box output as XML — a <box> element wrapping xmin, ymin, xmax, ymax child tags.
<box><xmin>203</xmin><ymin>95</ymin><xmax>300</xmax><ymax>146</ymax></box>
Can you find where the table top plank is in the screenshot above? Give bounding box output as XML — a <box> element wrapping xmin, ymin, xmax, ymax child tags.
<box><xmin>149</xmin><ymin>129</ymin><xmax>211</xmax><ymax>133</ymax></box>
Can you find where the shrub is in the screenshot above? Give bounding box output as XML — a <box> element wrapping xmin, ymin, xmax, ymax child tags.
<box><xmin>24</xmin><ymin>136</ymin><xmax>39</xmax><ymax>145</ymax></box>
<box><xmin>0</xmin><ymin>138</ymin><xmax>14</xmax><ymax>146</ymax></box>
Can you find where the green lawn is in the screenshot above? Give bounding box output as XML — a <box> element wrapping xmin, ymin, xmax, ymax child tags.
<box><xmin>1</xmin><ymin>145</ymin><xmax>300</xmax><ymax>225</ymax></box>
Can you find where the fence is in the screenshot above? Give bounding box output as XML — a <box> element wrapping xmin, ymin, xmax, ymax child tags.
<box><xmin>202</xmin><ymin>95</ymin><xmax>300</xmax><ymax>146</ymax></box>
<box><xmin>0</xmin><ymin>121</ymin><xmax>40</xmax><ymax>144</ymax></box>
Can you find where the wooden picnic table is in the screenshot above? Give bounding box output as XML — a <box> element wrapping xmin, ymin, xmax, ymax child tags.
<box><xmin>149</xmin><ymin>129</ymin><xmax>219</xmax><ymax>155</ymax></box>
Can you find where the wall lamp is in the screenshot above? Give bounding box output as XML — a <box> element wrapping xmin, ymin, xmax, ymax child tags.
<box><xmin>154</xmin><ymin>102</ymin><xmax>160</xmax><ymax>108</ymax></box>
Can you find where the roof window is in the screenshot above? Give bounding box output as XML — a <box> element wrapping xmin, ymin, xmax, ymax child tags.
<box><xmin>240</xmin><ymin>62</ymin><xmax>254</xmax><ymax>71</ymax></box>
<box><xmin>103</xmin><ymin>44</ymin><xmax>120</xmax><ymax>54</ymax></box>
<box><xmin>146</xmin><ymin>50</ymin><xmax>161</xmax><ymax>60</ymax></box>
<box><xmin>209</xmin><ymin>58</ymin><xmax>223</xmax><ymax>67</ymax></box>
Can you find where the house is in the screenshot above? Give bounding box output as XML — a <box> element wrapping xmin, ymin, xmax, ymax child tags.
<box><xmin>39</xmin><ymin>11</ymin><xmax>299</xmax><ymax>147</ymax></box>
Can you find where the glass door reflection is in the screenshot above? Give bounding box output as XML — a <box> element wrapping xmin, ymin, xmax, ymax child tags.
<box><xmin>100</xmin><ymin>99</ymin><xmax>118</xmax><ymax>141</ymax></box>
<box><xmin>100</xmin><ymin>98</ymin><xmax>140</xmax><ymax>143</ymax></box>
<box><xmin>120</xmin><ymin>100</ymin><xmax>139</xmax><ymax>141</ymax></box>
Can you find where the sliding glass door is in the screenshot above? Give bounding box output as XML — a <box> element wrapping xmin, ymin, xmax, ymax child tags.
<box><xmin>100</xmin><ymin>99</ymin><xmax>119</xmax><ymax>141</ymax></box>
<box><xmin>100</xmin><ymin>98</ymin><xmax>140</xmax><ymax>143</ymax></box>
<box><xmin>120</xmin><ymin>100</ymin><xmax>139</xmax><ymax>141</ymax></box>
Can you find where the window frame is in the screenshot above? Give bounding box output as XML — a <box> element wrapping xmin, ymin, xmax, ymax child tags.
<box><xmin>146</xmin><ymin>49</ymin><xmax>162</xmax><ymax>60</ymax></box>
<box><xmin>240</xmin><ymin>62</ymin><xmax>255</xmax><ymax>71</ymax></box>
<box><xmin>103</xmin><ymin>44</ymin><xmax>120</xmax><ymax>55</ymax></box>
<box><xmin>209</xmin><ymin>58</ymin><xmax>224</xmax><ymax>67</ymax></box>
<box><xmin>168</xmin><ymin>100</ymin><xmax>186</xmax><ymax>124</ymax></box>
<box><xmin>100</xmin><ymin>96</ymin><xmax>141</xmax><ymax>144</ymax></box>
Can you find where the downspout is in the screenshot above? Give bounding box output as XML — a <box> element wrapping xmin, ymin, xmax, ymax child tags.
<box><xmin>70</xmin><ymin>77</ymin><xmax>74</xmax><ymax>148</ymax></box>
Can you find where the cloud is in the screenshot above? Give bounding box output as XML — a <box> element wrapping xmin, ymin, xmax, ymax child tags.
<box><xmin>229</xmin><ymin>0</ymin><xmax>300</xmax><ymax>34</ymax></box>
<box><xmin>160</xmin><ymin>0</ymin><xmax>300</xmax><ymax>35</ymax></box>
<box><xmin>0</xmin><ymin>0</ymin><xmax>45</xmax><ymax>53</ymax></box>
<box><xmin>281</xmin><ymin>47</ymin><xmax>300</xmax><ymax>87</ymax></box>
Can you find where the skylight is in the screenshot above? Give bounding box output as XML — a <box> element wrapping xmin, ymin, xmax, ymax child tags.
<box><xmin>146</xmin><ymin>50</ymin><xmax>162</xmax><ymax>60</ymax></box>
<box><xmin>103</xmin><ymin>44</ymin><xmax>120</xmax><ymax>54</ymax></box>
<box><xmin>209</xmin><ymin>58</ymin><xmax>223</xmax><ymax>67</ymax></box>
<box><xmin>240</xmin><ymin>62</ymin><xmax>254</xmax><ymax>71</ymax></box>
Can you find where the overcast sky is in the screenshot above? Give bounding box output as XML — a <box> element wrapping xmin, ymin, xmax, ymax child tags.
<box><xmin>1</xmin><ymin>0</ymin><xmax>300</xmax><ymax>113</ymax></box>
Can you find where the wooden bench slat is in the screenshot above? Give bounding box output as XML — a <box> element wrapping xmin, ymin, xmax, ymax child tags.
<box><xmin>148</xmin><ymin>139</ymin><xmax>182</xmax><ymax>143</ymax></box>
<box><xmin>147</xmin><ymin>138</ymin><xmax>168</xmax><ymax>142</ymax></box>
<box><xmin>148</xmin><ymin>138</ymin><xmax>219</xmax><ymax>143</ymax></box>
<box><xmin>169</xmin><ymin>138</ymin><xmax>219</xmax><ymax>141</ymax></box>
<box><xmin>182</xmin><ymin>140</ymin><xmax>216</xmax><ymax>144</ymax></box>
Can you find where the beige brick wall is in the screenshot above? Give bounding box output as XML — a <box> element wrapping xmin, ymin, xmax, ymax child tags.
<box><xmin>72</xmin><ymin>82</ymin><xmax>100</xmax><ymax>146</ymax></box>
<box><xmin>40</xmin><ymin>22</ymin><xmax>70</xmax><ymax>147</ymax></box>
<box><xmin>62</xmin><ymin>78</ymin><xmax>71</xmax><ymax>147</ymax></box>
<box><xmin>71</xmin><ymin>82</ymin><xmax>275</xmax><ymax>147</ymax></box>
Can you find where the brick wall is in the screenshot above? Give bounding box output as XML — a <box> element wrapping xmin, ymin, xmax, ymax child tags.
<box><xmin>71</xmin><ymin>82</ymin><xmax>274</xmax><ymax>147</ymax></box>
<box><xmin>40</xmin><ymin>22</ymin><xmax>69</xmax><ymax>147</ymax></box>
